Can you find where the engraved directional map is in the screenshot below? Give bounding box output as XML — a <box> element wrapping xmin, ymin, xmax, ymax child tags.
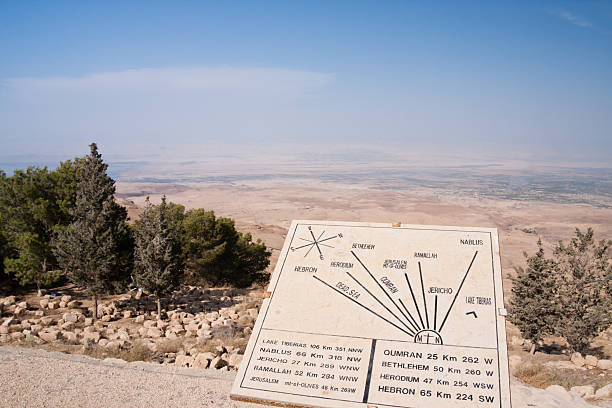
<box><xmin>231</xmin><ymin>221</ymin><xmax>511</xmax><ymax>408</ymax></box>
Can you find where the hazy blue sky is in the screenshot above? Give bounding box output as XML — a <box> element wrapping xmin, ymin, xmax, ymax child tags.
<box><xmin>0</xmin><ymin>1</ymin><xmax>611</xmax><ymax>163</ymax></box>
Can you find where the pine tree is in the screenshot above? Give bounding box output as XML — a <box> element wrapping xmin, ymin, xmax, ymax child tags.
<box><xmin>0</xmin><ymin>166</ymin><xmax>65</xmax><ymax>290</ymax></box>
<box><xmin>554</xmin><ymin>228</ymin><xmax>612</xmax><ymax>353</ymax></box>
<box><xmin>182</xmin><ymin>209</ymin><xmax>270</xmax><ymax>287</ymax></box>
<box><xmin>509</xmin><ymin>239</ymin><xmax>559</xmax><ymax>353</ymax></box>
<box><xmin>133</xmin><ymin>196</ymin><xmax>183</xmax><ymax>318</ymax></box>
<box><xmin>54</xmin><ymin>143</ymin><xmax>132</xmax><ymax>320</ymax></box>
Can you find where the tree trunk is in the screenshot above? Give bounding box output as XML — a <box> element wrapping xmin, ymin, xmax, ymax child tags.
<box><xmin>529</xmin><ymin>343</ymin><xmax>536</xmax><ymax>355</ymax></box>
<box><xmin>93</xmin><ymin>294</ymin><xmax>98</xmax><ymax>322</ymax></box>
<box><xmin>157</xmin><ymin>297</ymin><xmax>161</xmax><ymax>320</ymax></box>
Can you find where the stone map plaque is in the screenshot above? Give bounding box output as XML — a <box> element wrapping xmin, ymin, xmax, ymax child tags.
<box><xmin>231</xmin><ymin>221</ymin><xmax>511</xmax><ymax>408</ymax></box>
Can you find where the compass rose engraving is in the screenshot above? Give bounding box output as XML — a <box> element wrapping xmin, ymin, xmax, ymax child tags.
<box><xmin>290</xmin><ymin>226</ymin><xmax>342</xmax><ymax>260</ymax></box>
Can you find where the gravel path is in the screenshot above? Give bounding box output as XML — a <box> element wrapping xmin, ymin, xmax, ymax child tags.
<box><xmin>0</xmin><ymin>345</ymin><xmax>607</xmax><ymax>408</ymax></box>
<box><xmin>0</xmin><ymin>346</ymin><xmax>268</xmax><ymax>408</ymax></box>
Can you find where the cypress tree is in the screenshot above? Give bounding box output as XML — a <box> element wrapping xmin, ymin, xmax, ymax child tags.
<box><xmin>509</xmin><ymin>239</ymin><xmax>559</xmax><ymax>353</ymax></box>
<box><xmin>554</xmin><ymin>228</ymin><xmax>612</xmax><ymax>353</ymax></box>
<box><xmin>133</xmin><ymin>196</ymin><xmax>183</xmax><ymax>318</ymax></box>
<box><xmin>54</xmin><ymin>143</ymin><xmax>132</xmax><ymax>320</ymax></box>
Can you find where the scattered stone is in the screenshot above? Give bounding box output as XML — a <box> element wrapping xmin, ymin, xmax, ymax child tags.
<box><xmin>62</xmin><ymin>313</ymin><xmax>79</xmax><ymax>323</ymax></box>
<box><xmin>47</xmin><ymin>302</ymin><xmax>58</xmax><ymax>310</ymax></box>
<box><xmin>210</xmin><ymin>356</ymin><xmax>227</xmax><ymax>370</ymax></box>
<box><xmin>192</xmin><ymin>353</ymin><xmax>212</xmax><ymax>369</ymax></box>
<box><xmin>570</xmin><ymin>385</ymin><xmax>595</xmax><ymax>399</ymax></box>
<box><xmin>228</xmin><ymin>353</ymin><xmax>243</xmax><ymax>368</ymax></box>
<box><xmin>60</xmin><ymin>295</ymin><xmax>72</xmax><ymax>303</ymax></box>
<box><xmin>246</xmin><ymin>308</ymin><xmax>258</xmax><ymax>319</ymax></box>
<box><xmin>143</xmin><ymin>320</ymin><xmax>157</xmax><ymax>328</ymax></box>
<box><xmin>147</xmin><ymin>328</ymin><xmax>163</xmax><ymax>338</ymax></box>
<box><xmin>39</xmin><ymin>299</ymin><xmax>49</xmax><ymax>309</ymax></box>
<box><xmin>174</xmin><ymin>355</ymin><xmax>194</xmax><ymax>367</ymax></box>
<box><xmin>214</xmin><ymin>345</ymin><xmax>226</xmax><ymax>356</ymax></box>
<box><xmin>595</xmin><ymin>383</ymin><xmax>612</xmax><ymax>399</ymax></box>
<box><xmin>571</xmin><ymin>352</ymin><xmax>586</xmax><ymax>368</ymax></box>
<box><xmin>134</xmin><ymin>315</ymin><xmax>145</xmax><ymax>324</ymax></box>
<box><xmin>597</xmin><ymin>359</ymin><xmax>612</xmax><ymax>371</ymax></box>
<box><xmin>17</xmin><ymin>301</ymin><xmax>27</xmax><ymax>309</ymax></box>
<box><xmin>2</xmin><ymin>296</ymin><xmax>16</xmax><ymax>306</ymax></box>
<box><xmin>82</xmin><ymin>332</ymin><xmax>101</xmax><ymax>343</ymax></box>
<box><xmin>62</xmin><ymin>331</ymin><xmax>78</xmax><ymax>342</ymax></box>
<box><xmin>10</xmin><ymin>332</ymin><xmax>25</xmax><ymax>340</ymax></box>
<box><xmin>583</xmin><ymin>355</ymin><xmax>598</xmax><ymax>368</ymax></box>
<box><xmin>38</xmin><ymin>329</ymin><xmax>59</xmax><ymax>343</ymax></box>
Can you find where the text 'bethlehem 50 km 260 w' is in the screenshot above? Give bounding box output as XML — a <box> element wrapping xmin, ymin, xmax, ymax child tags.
<box><xmin>231</xmin><ymin>220</ymin><xmax>511</xmax><ymax>408</ymax></box>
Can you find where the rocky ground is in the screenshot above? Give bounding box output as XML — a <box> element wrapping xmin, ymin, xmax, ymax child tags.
<box><xmin>0</xmin><ymin>286</ymin><xmax>263</xmax><ymax>371</ymax></box>
<box><xmin>2</xmin><ymin>289</ymin><xmax>612</xmax><ymax>406</ymax></box>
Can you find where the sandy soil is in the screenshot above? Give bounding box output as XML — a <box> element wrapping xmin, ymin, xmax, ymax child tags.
<box><xmin>116</xmin><ymin>179</ymin><xmax>612</xmax><ymax>299</ymax></box>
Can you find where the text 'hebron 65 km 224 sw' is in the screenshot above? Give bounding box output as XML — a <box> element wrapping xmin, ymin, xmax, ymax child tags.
<box><xmin>231</xmin><ymin>221</ymin><xmax>511</xmax><ymax>408</ymax></box>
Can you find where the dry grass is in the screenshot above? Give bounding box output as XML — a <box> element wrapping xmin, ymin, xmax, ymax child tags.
<box><xmin>514</xmin><ymin>362</ymin><xmax>612</xmax><ymax>391</ymax></box>
<box><xmin>155</xmin><ymin>338</ymin><xmax>186</xmax><ymax>354</ymax></box>
<box><xmin>232</xmin><ymin>299</ymin><xmax>261</xmax><ymax>313</ymax></box>
<box><xmin>82</xmin><ymin>341</ymin><xmax>154</xmax><ymax>362</ymax></box>
<box><xmin>194</xmin><ymin>336</ymin><xmax>248</xmax><ymax>354</ymax></box>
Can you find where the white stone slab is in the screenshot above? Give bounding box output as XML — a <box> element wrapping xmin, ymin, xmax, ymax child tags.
<box><xmin>231</xmin><ymin>221</ymin><xmax>511</xmax><ymax>408</ymax></box>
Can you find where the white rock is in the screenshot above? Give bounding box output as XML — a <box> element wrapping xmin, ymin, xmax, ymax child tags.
<box><xmin>62</xmin><ymin>331</ymin><xmax>78</xmax><ymax>342</ymax></box>
<box><xmin>146</xmin><ymin>328</ymin><xmax>163</xmax><ymax>338</ymax></box>
<box><xmin>192</xmin><ymin>353</ymin><xmax>211</xmax><ymax>369</ymax></box>
<box><xmin>143</xmin><ymin>320</ymin><xmax>157</xmax><ymax>328</ymax></box>
<box><xmin>2</xmin><ymin>296</ymin><xmax>16</xmax><ymax>306</ymax></box>
<box><xmin>228</xmin><ymin>353</ymin><xmax>243</xmax><ymax>368</ymax></box>
<box><xmin>595</xmin><ymin>383</ymin><xmax>612</xmax><ymax>399</ymax></box>
<box><xmin>597</xmin><ymin>359</ymin><xmax>612</xmax><ymax>370</ymax></box>
<box><xmin>571</xmin><ymin>352</ymin><xmax>585</xmax><ymax>367</ymax></box>
<box><xmin>10</xmin><ymin>332</ymin><xmax>25</xmax><ymax>340</ymax></box>
<box><xmin>584</xmin><ymin>355</ymin><xmax>598</xmax><ymax>367</ymax></box>
<box><xmin>62</xmin><ymin>312</ymin><xmax>79</xmax><ymax>323</ymax></box>
<box><xmin>38</xmin><ymin>329</ymin><xmax>59</xmax><ymax>343</ymax></box>
<box><xmin>545</xmin><ymin>385</ymin><xmax>572</xmax><ymax>402</ymax></box>
<box><xmin>570</xmin><ymin>385</ymin><xmax>595</xmax><ymax>399</ymax></box>
<box><xmin>174</xmin><ymin>355</ymin><xmax>194</xmax><ymax>367</ymax></box>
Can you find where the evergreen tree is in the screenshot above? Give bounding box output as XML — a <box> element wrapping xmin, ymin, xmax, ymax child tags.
<box><xmin>0</xmin><ymin>167</ymin><xmax>64</xmax><ymax>290</ymax></box>
<box><xmin>54</xmin><ymin>143</ymin><xmax>132</xmax><ymax>320</ymax></box>
<box><xmin>182</xmin><ymin>209</ymin><xmax>270</xmax><ymax>287</ymax></box>
<box><xmin>554</xmin><ymin>228</ymin><xmax>612</xmax><ymax>353</ymax></box>
<box><xmin>133</xmin><ymin>196</ymin><xmax>184</xmax><ymax>318</ymax></box>
<box><xmin>509</xmin><ymin>239</ymin><xmax>560</xmax><ymax>353</ymax></box>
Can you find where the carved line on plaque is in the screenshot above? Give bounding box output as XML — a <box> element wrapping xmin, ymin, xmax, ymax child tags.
<box><xmin>314</xmin><ymin>247</ymin><xmax>479</xmax><ymax>346</ymax></box>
